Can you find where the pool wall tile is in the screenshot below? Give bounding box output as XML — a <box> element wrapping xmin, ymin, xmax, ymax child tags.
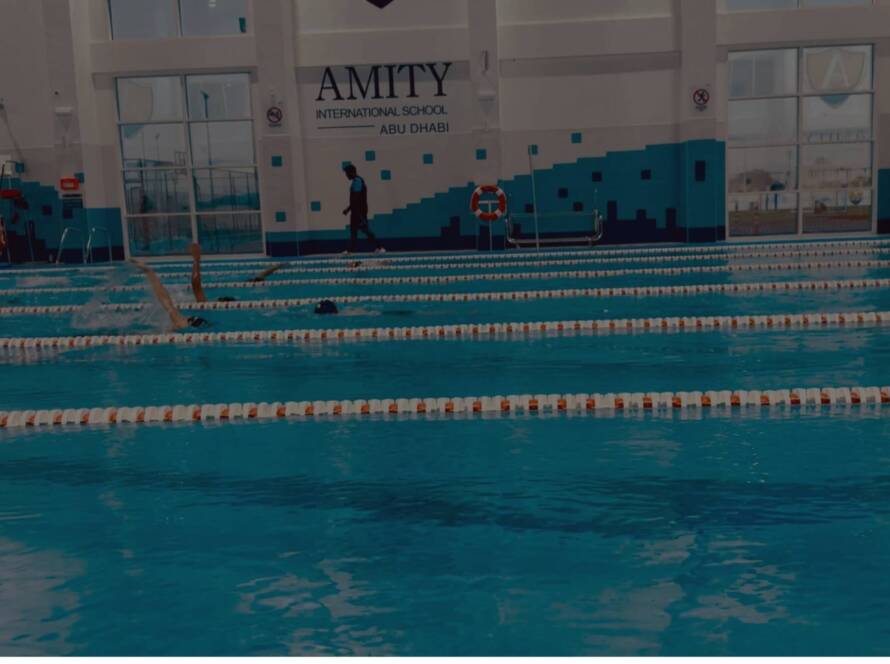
<box><xmin>279</xmin><ymin>139</ymin><xmax>731</xmax><ymax>255</ymax></box>
<box><xmin>0</xmin><ymin>175</ymin><xmax>124</xmax><ymax>263</ymax></box>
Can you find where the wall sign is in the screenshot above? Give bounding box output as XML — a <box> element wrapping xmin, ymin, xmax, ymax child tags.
<box><xmin>266</xmin><ymin>106</ymin><xmax>284</xmax><ymax>127</ymax></box>
<box><xmin>805</xmin><ymin>47</ymin><xmax>866</xmax><ymax>94</ymax></box>
<box><xmin>299</xmin><ymin>62</ymin><xmax>471</xmax><ymax>138</ymax></box>
<box><xmin>692</xmin><ymin>88</ymin><xmax>710</xmax><ymax>112</ymax></box>
<box><xmin>59</xmin><ymin>177</ymin><xmax>80</xmax><ymax>192</ymax></box>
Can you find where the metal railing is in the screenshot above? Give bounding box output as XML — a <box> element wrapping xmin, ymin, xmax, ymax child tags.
<box><xmin>86</xmin><ymin>226</ymin><xmax>113</xmax><ymax>263</ymax></box>
<box><xmin>511</xmin><ymin>147</ymin><xmax>605</xmax><ymax>251</ymax></box>
<box><xmin>505</xmin><ymin>210</ymin><xmax>604</xmax><ymax>250</ymax></box>
<box><xmin>56</xmin><ymin>226</ymin><xmax>87</xmax><ymax>264</ymax></box>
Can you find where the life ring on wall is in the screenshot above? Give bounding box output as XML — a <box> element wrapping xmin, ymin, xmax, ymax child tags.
<box><xmin>470</xmin><ymin>184</ymin><xmax>507</xmax><ymax>222</ymax></box>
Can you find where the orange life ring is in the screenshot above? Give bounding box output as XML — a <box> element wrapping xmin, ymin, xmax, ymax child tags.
<box><xmin>470</xmin><ymin>184</ymin><xmax>507</xmax><ymax>222</ymax></box>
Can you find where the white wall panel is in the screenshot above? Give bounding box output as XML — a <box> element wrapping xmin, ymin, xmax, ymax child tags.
<box><xmin>295</xmin><ymin>0</ymin><xmax>467</xmax><ymax>33</ymax></box>
<box><xmin>497</xmin><ymin>0</ymin><xmax>672</xmax><ymax>24</ymax></box>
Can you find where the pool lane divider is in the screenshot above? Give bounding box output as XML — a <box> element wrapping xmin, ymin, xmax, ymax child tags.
<box><xmin>3</xmin><ymin>238</ymin><xmax>890</xmax><ymax>279</ymax></box>
<box><xmin>3</xmin><ymin>310</ymin><xmax>887</xmax><ymax>352</ymax></box>
<box><xmin>150</xmin><ymin>246</ymin><xmax>890</xmax><ymax>278</ymax></box>
<box><xmin>2</xmin><ymin>385</ymin><xmax>888</xmax><ymax>428</ymax></box>
<box><xmin>146</xmin><ymin>237</ymin><xmax>890</xmax><ymax>270</ymax></box>
<box><xmin>2</xmin><ymin>278</ymin><xmax>890</xmax><ymax>316</ymax></box>
<box><xmin>4</xmin><ymin>260</ymin><xmax>890</xmax><ymax>296</ymax></box>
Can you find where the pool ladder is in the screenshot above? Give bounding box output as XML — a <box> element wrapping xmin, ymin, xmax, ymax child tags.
<box><xmin>57</xmin><ymin>226</ymin><xmax>114</xmax><ymax>264</ymax></box>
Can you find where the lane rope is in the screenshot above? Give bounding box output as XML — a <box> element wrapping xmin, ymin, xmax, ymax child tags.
<box><xmin>2</xmin><ymin>384</ymin><xmax>887</xmax><ymax>428</ymax></box>
<box><xmin>3</xmin><ymin>239</ymin><xmax>889</xmax><ymax>278</ymax></box>
<box><xmin>119</xmin><ymin>246</ymin><xmax>890</xmax><ymax>280</ymax></box>
<box><xmin>147</xmin><ymin>238</ymin><xmax>890</xmax><ymax>270</ymax></box>
<box><xmin>4</xmin><ymin>260</ymin><xmax>890</xmax><ymax>296</ymax></box>
<box><xmin>2</xmin><ymin>278</ymin><xmax>890</xmax><ymax>317</ymax></box>
<box><xmin>2</xmin><ymin>310</ymin><xmax>887</xmax><ymax>352</ymax></box>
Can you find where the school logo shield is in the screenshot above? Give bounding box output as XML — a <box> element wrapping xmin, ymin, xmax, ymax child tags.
<box><xmin>805</xmin><ymin>47</ymin><xmax>867</xmax><ymax>94</ymax></box>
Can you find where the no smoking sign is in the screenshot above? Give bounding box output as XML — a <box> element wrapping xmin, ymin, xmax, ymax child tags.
<box><xmin>692</xmin><ymin>88</ymin><xmax>710</xmax><ymax>112</ymax></box>
<box><xmin>266</xmin><ymin>106</ymin><xmax>284</xmax><ymax>127</ymax></box>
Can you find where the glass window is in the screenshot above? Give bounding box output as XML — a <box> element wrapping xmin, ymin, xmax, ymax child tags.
<box><xmin>180</xmin><ymin>0</ymin><xmax>248</xmax><ymax>36</ymax></box>
<box><xmin>117</xmin><ymin>74</ymin><xmax>261</xmax><ymax>255</ymax></box>
<box><xmin>721</xmin><ymin>0</ymin><xmax>796</xmax><ymax>12</ymax></box>
<box><xmin>802</xmin><ymin>189</ymin><xmax>872</xmax><ymax>233</ymax></box>
<box><xmin>802</xmin><ymin>46</ymin><xmax>872</xmax><ymax>94</ymax></box>
<box><xmin>727</xmin><ymin>146</ymin><xmax>797</xmax><ymax>193</ymax></box>
<box><xmin>728</xmin><ymin>98</ymin><xmax>797</xmax><ymax>145</ymax></box>
<box><xmin>729</xmin><ymin>49</ymin><xmax>797</xmax><ymax>98</ymax></box>
<box><xmin>802</xmin><ymin>94</ymin><xmax>871</xmax><ymax>143</ymax></box>
<box><xmin>800</xmin><ymin>0</ymin><xmax>871</xmax><ymax>7</ymax></box>
<box><xmin>127</xmin><ymin>215</ymin><xmax>193</xmax><ymax>256</ymax></box>
<box><xmin>727</xmin><ymin>45</ymin><xmax>873</xmax><ymax>237</ymax></box>
<box><xmin>120</xmin><ymin>124</ymin><xmax>187</xmax><ymax>168</ymax></box>
<box><xmin>729</xmin><ymin>193</ymin><xmax>798</xmax><ymax>236</ymax></box>
<box><xmin>189</xmin><ymin>121</ymin><xmax>255</xmax><ymax>166</ymax></box>
<box><xmin>801</xmin><ymin>143</ymin><xmax>871</xmax><ymax>189</ymax></box>
<box><xmin>109</xmin><ymin>0</ymin><xmax>178</xmax><ymax>39</ymax></box>
<box><xmin>124</xmin><ymin>170</ymin><xmax>191</xmax><ymax>215</ymax></box>
<box><xmin>117</xmin><ymin>78</ymin><xmax>184</xmax><ymax>123</ymax></box>
<box><xmin>197</xmin><ymin>213</ymin><xmax>263</xmax><ymax>254</ymax></box>
<box><xmin>186</xmin><ymin>74</ymin><xmax>251</xmax><ymax>120</ymax></box>
<box><xmin>721</xmin><ymin>0</ymin><xmax>870</xmax><ymax>10</ymax></box>
<box><xmin>193</xmin><ymin>168</ymin><xmax>260</xmax><ymax>211</ymax></box>
<box><xmin>728</xmin><ymin>57</ymin><xmax>754</xmax><ymax>99</ymax></box>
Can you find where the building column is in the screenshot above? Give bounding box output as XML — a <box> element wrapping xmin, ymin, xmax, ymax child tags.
<box><xmin>876</xmin><ymin>38</ymin><xmax>890</xmax><ymax>233</ymax></box>
<box><xmin>676</xmin><ymin>0</ymin><xmax>724</xmax><ymax>241</ymax></box>
<box><xmin>253</xmin><ymin>0</ymin><xmax>311</xmax><ymax>256</ymax></box>
<box><xmin>70</xmin><ymin>0</ymin><xmax>127</xmax><ymax>257</ymax></box>
<box><xmin>465</xmin><ymin>0</ymin><xmax>503</xmax><ymax>245</ymax></box>
<box><xmin>466</xmin><ymin>0</ymin><xmax>501</xmax><ymax>184</ymax></box>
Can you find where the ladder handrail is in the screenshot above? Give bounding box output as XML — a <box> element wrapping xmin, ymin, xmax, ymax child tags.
<box><xmin>86</xmin><ymin>226</ymin><xmax>113</xmax><ymax>263</ymax></box>
<box><xmin>57</xmin><ymin>226</ymin><xmax>86</xmax><ymax>264</ymax></box>
<box><xmin>26</xmin><ymin>220</ymin><xmax>35</xmax><ymax>262</ymax></box>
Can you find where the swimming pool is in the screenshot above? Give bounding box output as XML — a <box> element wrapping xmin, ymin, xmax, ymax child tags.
<box><xmin>2</xmin><ymin>239</ymin><xmax>890</xmax><ymax>655</ymax></box>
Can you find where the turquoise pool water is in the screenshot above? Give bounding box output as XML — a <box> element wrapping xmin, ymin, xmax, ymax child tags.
<box><xmin>2</xmin><ymin>239</ymin><xmax>890</xmax><ymax>655</ymax></box>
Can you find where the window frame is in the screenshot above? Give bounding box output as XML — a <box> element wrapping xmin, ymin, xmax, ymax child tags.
<box><xmin>719</xmin><ymin>0</ymin><xmax>873</xmax><ymax>14</ymax></box>
<box><xmin>107</xmin><ymin>0</ymin><xmax>250</xmax><ymax>40</ymax></box>
<box><xmin>115</xmin><ymin>73</ymin><xmax>262</xmax><ymax>257</ymax></box>
<box><xmin>726</xmin><ymin>44</ymin><xmax>876</xmax><ymax>239</ymax></box>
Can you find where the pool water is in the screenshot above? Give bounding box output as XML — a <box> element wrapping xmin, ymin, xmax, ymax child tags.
<box><xmin>2</xmin><ymin>239</ymin><xmax>890</xmax><ymax>656</ymax></box>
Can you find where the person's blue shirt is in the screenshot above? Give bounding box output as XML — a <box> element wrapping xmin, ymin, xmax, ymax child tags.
<box><xmin>348</xmin><ymin>175</ymin><xmax>369</xmax><ymax>216</ymax></box>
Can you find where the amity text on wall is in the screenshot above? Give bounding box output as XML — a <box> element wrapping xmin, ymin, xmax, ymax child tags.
<box><xmin>310</xmin><ymin>62</ymin><xmax>457</xmax><ymax>137</ymax></box>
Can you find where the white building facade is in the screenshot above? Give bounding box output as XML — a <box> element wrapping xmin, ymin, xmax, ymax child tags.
<box><xmin>0</xmin><ymin>0</ymin><xmax>888</xmax><ymax>259</ymax></box>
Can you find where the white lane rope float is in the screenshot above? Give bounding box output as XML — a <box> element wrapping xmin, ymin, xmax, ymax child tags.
<box><xmin>2</xmin><ymin>278</ymin><xmax>890</xmax><ymax>317</ymax></box>
<box><xmin>3</xmin><ymin>310</ymin><xmax>887</xmax><ymax>352</ymax></box>
<box><xmin>137</xmin><ymin>246</ymin><xmax>890</xmax><ymax>279</ymax></box>
<box><xmin>4</xmin><ymin>260</ymin><xmax>890</xmax><ymax>296</ymax></box>
<box><xmin>146</xmin><ymin>238</ymin><xmax>890</xmax><ymax>271</ymax></box>
<box><xmin>3</xmin><ymin>239</ymin><xmax>890</xmax><ymax>279</ymax></box>
<box><xmin>2</xmin><ymin>384</ymin><xmax>888</xmax><ymax>428</ymax></box>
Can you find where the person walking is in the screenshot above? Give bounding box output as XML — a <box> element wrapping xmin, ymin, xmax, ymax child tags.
<box><xmin>342</xmin><ymin>164</ymin><xmax>384</xmax><ymax>254</ymax></box>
